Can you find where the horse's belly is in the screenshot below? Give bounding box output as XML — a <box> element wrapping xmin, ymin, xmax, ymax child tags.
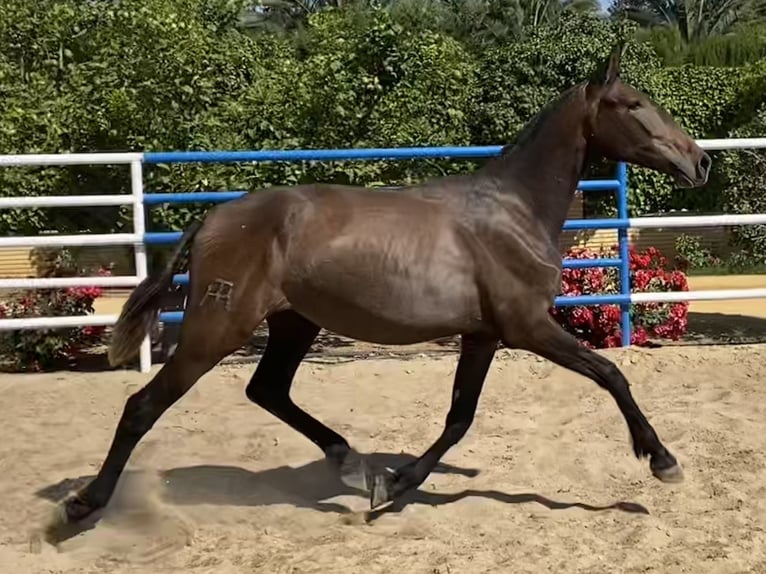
<box><xmin>282</xmin><ymin>254</ymin><xmax>485</xmax><ymax>344</ymax></box>
<box><xmin>289</xmin><ymin>300</ymin><xmax>481</xmax><ymax>345</ymax></box>
<box><xmin>277</xmin><ymin>196</ymin><xmax>491</xmax><ymax>344</ymax></box>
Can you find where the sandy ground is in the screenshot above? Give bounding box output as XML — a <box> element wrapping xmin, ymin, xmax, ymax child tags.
<box><xmin>1</xmin><ymin>343</ymin><xmax>765</xmax><ymax>574</ymax></box>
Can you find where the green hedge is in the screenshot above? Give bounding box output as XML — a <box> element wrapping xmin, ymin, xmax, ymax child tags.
<box><xmin>2</xmin><ymin>2</ymin><xmax>766</xmax><ymax>239</ymax></box>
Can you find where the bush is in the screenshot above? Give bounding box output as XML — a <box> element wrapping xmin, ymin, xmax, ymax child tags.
<box><xmin>2</xmin><ymin>3</ymin><xmax>765</xmax><ymax>237</ymax></box>
<box><xmin>717</xmin><ymin>98</ymin><xmax>766</xmax><ymax>268</ymax></box>
<box><xmin>0</xmin><ymin>268</ymin><xmax>110</xmax><ymax>371</ymax></box>
<box><xmin>551</xmin><ymin>245</ymin><xmax>689</xmax><ymax>348</ymax></box>
<box><xmin>674</xmin><ymin>233</ymin><xmax>721</xmax><ymax>271</ymax></box>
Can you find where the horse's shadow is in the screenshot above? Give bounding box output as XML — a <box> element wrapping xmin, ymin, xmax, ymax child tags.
<box><xmin>36</xmin><ymin>451</ymin><xmax>649</xmax><ymax>543</ymax></box>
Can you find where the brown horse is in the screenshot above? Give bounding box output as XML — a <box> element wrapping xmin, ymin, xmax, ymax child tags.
<box><xmin>57</xmin><ymin>46</ymin><xmax>710</xmax><ymax>527</ymax></box>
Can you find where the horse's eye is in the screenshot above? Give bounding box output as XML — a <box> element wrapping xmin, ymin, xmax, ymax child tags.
<box><xmin>627</xmin><ymin>101</ymin><xmax>641</xmax><ymax>111</ymax></box>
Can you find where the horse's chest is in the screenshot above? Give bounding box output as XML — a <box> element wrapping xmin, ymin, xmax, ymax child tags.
<box><xmin>477</xmin><ymin>232</ymin><xmax>562</xmax><ymax>303</ymax></box>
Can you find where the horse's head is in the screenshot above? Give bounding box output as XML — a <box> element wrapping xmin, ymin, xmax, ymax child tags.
<box><xmin>585</xmin><ymin>44</ymin><xmax>711</xmax><ymax>188</ymax></box>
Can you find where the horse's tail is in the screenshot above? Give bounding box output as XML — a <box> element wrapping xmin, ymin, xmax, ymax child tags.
<box><xmin>107</xmin><ymin>221</ymin><xmax>203</xmax><ymax>367</ymax></box>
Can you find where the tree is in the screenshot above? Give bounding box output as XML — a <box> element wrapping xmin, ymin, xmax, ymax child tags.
<box><xmin>239</xmin><ymin>0</ymin><xmax>345</xmax><ymax>34</ymax></box>
<box><xmin>241</xmin><ymin>0</ymin><xmax>601</xmax><ymax>48</ymax></box>
<box><xmin>0</xmin><ymin>0</ymin><xmax>272</xmax><ymax>236</ymax></box>
<box><xmin>610</xmin><ymin>0</ymin><xmax>766</xmax><ymax>65</ymax></box>
<box><xmin>611</xmin><ymin>0</ymin><xmax>765</xmax><ymax>41</ymax></box>
<box><xmin>2</xmin><ymin>0</ymin><xmax>766</xmax><ymax>239</ymax></box>
<box><xmin>524</xmin><ymin>0</ymin><xmax>601</xmax><ymax>27</ymax></box>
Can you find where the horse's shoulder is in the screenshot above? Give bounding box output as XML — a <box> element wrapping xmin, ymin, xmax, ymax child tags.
<box><xmin>451</xmin><ymin>197</ymin><xmax>561</xmax><ymax>295</ymax></box>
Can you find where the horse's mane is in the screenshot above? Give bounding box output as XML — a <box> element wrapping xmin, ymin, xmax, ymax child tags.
<box><xmin>500</xmin><ymin>84</ymin><xmax>585</xmax><ymax>156</ymax></box>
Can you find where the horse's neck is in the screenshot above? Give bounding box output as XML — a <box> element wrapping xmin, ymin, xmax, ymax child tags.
<box><xmin>485</xmin><ymin>88</ymin><xmax>590</xmax><ymax>241</ymax></box>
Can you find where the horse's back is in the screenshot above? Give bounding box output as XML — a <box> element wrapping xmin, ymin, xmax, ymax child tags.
<box><xmin>199</xmin><ymin>184</ymin><xmax>486</xmax><ymax>343</ymax></box>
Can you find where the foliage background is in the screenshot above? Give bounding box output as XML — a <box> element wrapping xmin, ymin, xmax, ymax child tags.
<box><xmin>2</xmin><ymin>0</ymin><xmax>766</xmax><ymax>265</ymax></box>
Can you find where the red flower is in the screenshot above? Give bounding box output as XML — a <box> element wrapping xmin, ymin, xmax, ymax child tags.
<box><xmin>669</xmin><ymin>271</ymin><xmax>688</xmax><ymax>291</ymax></box>
<box><xmin>82</xmin><ymin>325</ymin><xmax>106</xmax><ymax>339</ymax></box>
<box><xmin>584</xmin><ymin>268</ymin><xmax>606</xmax><ymax>292</ymax></box>
<box><xmin>633</xmin><ymin>270</ymin><xmax>653</xmax><ymax>290</ymax></box>
<box><xmin>601</xmin><ymin>304</ymin><xmax>620</xmax><ymax>324</ymax></box>
<box><xmin>66</xmin><ymin>285</ymin><xmax>104</xmax><ymax>301</ymax></box>
<box><xmin>631</xmin><ymin>326</ymin><xmax>649</xmax><ymax>346</ymax></box>
<box><xmin>554</xmin><ymin>245</ymin><xmax>688</xmax><ymax>349</ymax></box>
<box><xmin>571</xmin><ymin>307</ymin><xmax>595</xmax><ymax>329</ymax></box>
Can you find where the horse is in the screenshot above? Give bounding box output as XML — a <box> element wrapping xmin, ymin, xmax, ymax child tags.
<box><xmin>55</xmin><ymin>45</ymin><xmax>711</xmax><ymax>529</ymax></box>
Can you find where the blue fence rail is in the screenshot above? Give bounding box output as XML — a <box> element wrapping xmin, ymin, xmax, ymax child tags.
<box><xmin>141</xmin><ymin>146</ymin><xmax>632</xmax><ymax>346</ymax></box>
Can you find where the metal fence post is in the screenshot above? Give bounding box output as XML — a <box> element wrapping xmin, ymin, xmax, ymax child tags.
<box><xmin>617</xmin><ymin>161</ymin><xmax>631</xmax><ymax>346</ymax></box>
<box><xmin>131</xmin><ymin>158</ymin><xmax>152</xmax><ymax>373</ymax></box>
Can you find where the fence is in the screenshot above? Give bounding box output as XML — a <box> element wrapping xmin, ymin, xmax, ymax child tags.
<box><xmin>1</xmin><ymin>138</ymin><xmax>766</xmax><ymax>373</ymax></box>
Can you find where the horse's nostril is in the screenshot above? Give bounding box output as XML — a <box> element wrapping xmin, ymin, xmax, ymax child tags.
<box><xmin>697</xmin><ymin>153</ymin><xmax>712</xmax><ymax>178</ymax></box>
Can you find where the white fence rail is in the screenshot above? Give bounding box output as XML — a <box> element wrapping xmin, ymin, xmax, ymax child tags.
<box><xmin>0</xmin><ymin>276</ymin><xmax>141</xmax><ymax>289</ymax></box>
<box><xmin>1</xmin><ymin>138</ymin><xmax>766</xmax><ymax>373</ymax></box>
<box><xmin>0</xmin><ymin>153</ymin><xmax>144</xmax><ymax>166</ymax></box>
<box><xmin>697</xmin><ymin>139</ymin><xmax>766</xmax><ymax>150</ymax></box>
<box><xmin>0</xmin><ymin>195</ymin><xmax>134</xmax><ymax>208</ymax></box>
<box><xmin>0</xmin><ymin>233</ymin><xmax>141</xmax><ymax>248</ymax></box>
<box><xmin>631</xmin><ymin>214</ymin><xmax>766</xmax><ymax>228</ymax></box>
<box><xmin>0</xmin><ymin>315</ymin><xmax>121</xmax><ymax>329</ymax></box>
<box><xmin>630</xmin><ymin>289</ymin><xmax>766</xmax><ymax>303</ymax></box>
<box><xmin>0</xmin><ymin>155</ymin><xmax>151</xmax><ymax>371</ymax></box>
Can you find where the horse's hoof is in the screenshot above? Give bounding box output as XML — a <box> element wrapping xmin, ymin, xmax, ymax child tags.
<box><xmin>651</xmin><ymin>451</ymin><xmax>684</xmax><ymax>483</ymax></box>
<box><xmin>62</xmin><ymin>493</ymin><xmax>97</xmax><ymax>523</ymax></box>
<box><xmin>42</xmin><ymin>493</ymin><xmax>99</xmax><ymax>546</ymax></box>
<box><xmin>324</xmin><ymin>446</ymin><xmax>400</xmax><ymax>509</ymax></box>
<box><xmin>325</xmin><ymin>444</ymin><xmax>351</xmax><ymax>467</ymax></box>
<box><xmin>330</xmin><ymin>448</ymin><xmax>376</xmax><ymax>493</ymax></box>
<box><xmin>652</xmin><ymin>463</ymin><xmax>684</xmax><ymax>483</ymax></box>
<box><xmin>370</xmin><ymin>469</ymin><xmax>397</xmax><ymax>511</ymax></box>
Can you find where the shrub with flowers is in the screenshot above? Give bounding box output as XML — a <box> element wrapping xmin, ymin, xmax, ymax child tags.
<box><xmin>550</xmin><ymin>245</ymin><xmax>689</xmax><ymax>349</ymax></box>
<box><xmin>0</xmin><ymin>267</ymin><xmax>111</xmax><ymax>371</ymax></box>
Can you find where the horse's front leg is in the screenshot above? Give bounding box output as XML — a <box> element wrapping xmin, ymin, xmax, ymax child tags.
<box><xmin>369</xmin><ymin>333</ymin><xmax>497</xmax><ymax>509</ymax></box>
<box><xmin>507</xmin><ymin>313</ymin><xmax>682</xmax><ymax>482</ymax></box>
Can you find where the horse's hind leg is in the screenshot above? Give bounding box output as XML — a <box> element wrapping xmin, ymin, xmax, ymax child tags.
<box><xmin>368</xmin><ymin>334</ymin><xmax>497</xmax><ymax>509</ymax></box>
<box><xmin>246</xmin><ymin>311</ymin><xmax>362</xmax><ymax>479</ymax></box>
<box><xmin>58</xmin><ymin>305</ymin><xmax>263</xmax><ymax>527</ymax></box>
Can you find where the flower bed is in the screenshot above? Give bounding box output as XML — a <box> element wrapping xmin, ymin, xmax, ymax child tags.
<box><xmin>551</xmin><ymin>245</ymin><xmax>689</xmax><ymax>349</ymax></box>
<box><xmin>0</xmin><ymin>268</ymin><xmax>111</xmax><ymax>371</ymax></box>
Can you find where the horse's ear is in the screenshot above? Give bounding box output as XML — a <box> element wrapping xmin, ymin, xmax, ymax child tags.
<box><xmin>589</xmin><ymin>43</ymin><xmax>625</xmax><ymax>88</ymax></box>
